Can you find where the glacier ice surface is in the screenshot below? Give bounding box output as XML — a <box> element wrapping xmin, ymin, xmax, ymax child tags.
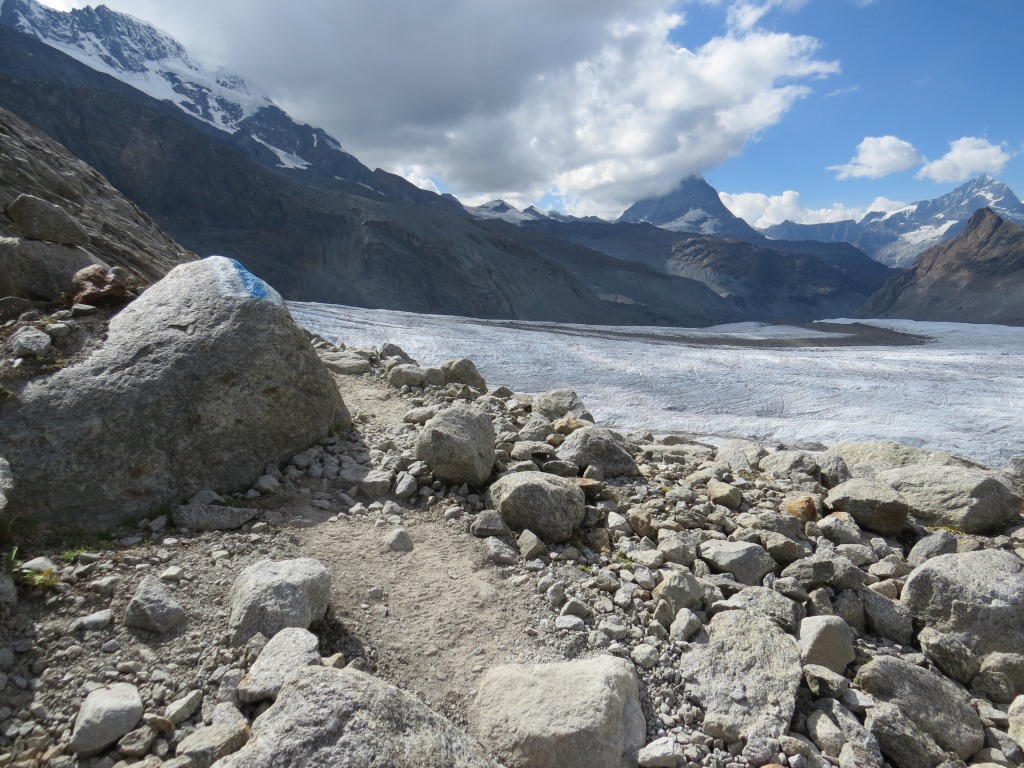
<box><xmin>291</xmin><ymin>303</ymin><xmax>1024</xmax><ymax>468</ymax></box>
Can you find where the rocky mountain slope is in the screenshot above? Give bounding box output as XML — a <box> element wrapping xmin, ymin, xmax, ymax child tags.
<box><xmin>766</xmin><ymin>175</ymin><xmax>1024</xmax><ymax>268</ymax></box>
<box><xmin>0</xmin><ymin>22</ymin><xmax>745</xmax><ymax>327</ymax></box>
<box><xmin>521</xmin><ymin>218</ymin><xmax>896</xmax><ymax>321</ymax></box>
<box><xmin>0</xmin><ymin>0</ymin><xmax>451</xmax><ymax>211</ymax></box>
<box><xmin>0</xmin><ymin>105</ymin><xmax>193</xmax><ymax>286</ymax></box>
<box><xmin>860</xmin><ymin>208</ymin><xmax>1024</xmax><ymax>326</ymax></box>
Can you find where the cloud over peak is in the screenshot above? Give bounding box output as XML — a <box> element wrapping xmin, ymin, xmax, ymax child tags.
<box><xmin>78</xmin><ymin>0</ymin><xmax>838</xmax><ymax>218</ymax></box>
<box><xmin>828</xmin><ymin>135</ymin><xmax>923</xmax><ymax>180</ymax></box>
<box><xmin>916</xmin><ymin>137</ymin><xmax>1012</xmax><ymax>183</ymax></box>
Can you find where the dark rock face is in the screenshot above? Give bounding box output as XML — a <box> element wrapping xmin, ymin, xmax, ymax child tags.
<box><xmin>0</xmin><ymin>105</ymin><xmax>194</xmax><ymax>285</ymax></box>
<box><xmin>861</xmin><ymin>208</ymin><xmax>1024</xmax><ymax>326</ymax></box>
<box><xmin>666</xmin><ymin>235</ymin><xmax>893</xmax><ymax>322</ymax></box>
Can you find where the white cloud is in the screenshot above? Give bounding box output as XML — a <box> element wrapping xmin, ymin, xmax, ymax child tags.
<box><xmin>726</xmin><ymin>0</ymin><xmax>809</xmax><ymax>32</ymax></box>
<box><xmin>720</xmin><ymin>189</ymin><xmax>906</xmax><ymax>228</ymax></box>
<box><xmin>40</xmin><ymin>0</ymin><xmax>838</xmax><ymax>218</ymax></box>
<box><xmin>828</xmin><ymin>135</ymin><xmax>923</xmax><ymax>180</ymax></box>
<box><xmin>916</xmin><ymin>137</ymin><xmax>1012</xmax><ymax>183</ymax></box>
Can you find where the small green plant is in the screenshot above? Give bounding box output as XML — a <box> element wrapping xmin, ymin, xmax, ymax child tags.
<box><xmin>2</xmin><ymin>546</ymin><xmax>17</xmax><ymax>574</ymax></box>
<box><xmin>61</xmin><ymin>548</ymin><xmax>87</xmax><ymax>563</ymax></box>
<box><xmin>577</xmin><ymin>564</ymin><xmax>593</xmax><ymax>575</ymax></box>
<box><xmin>18</xmin><ymin>567</ymin><xmax>61</xmax><ymax>589</ymax></box>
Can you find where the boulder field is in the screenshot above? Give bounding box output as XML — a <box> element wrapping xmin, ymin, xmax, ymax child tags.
<box><xmin>2</xmin><ymin>247</ymin><xmax>1024</xmax><ymax>768</ymax></box>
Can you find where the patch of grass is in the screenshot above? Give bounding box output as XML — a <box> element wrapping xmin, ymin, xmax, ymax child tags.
<box><xmin>18</xmin><ymin>567</ymin><xmax>60</xmax><ymax>589</ymax></box>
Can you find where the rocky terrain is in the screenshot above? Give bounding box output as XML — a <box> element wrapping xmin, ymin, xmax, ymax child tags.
<box><xmin>3</xmin><ymin>211</ymin><xmax>1024</xmax><ymax>767</ymax></box>
<box><xmin>861</xmin><ymin>209</ymin><xmax>1024</xmax><ymax>326</ymax></box>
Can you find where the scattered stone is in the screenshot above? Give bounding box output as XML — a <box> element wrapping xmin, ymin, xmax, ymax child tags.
<box><xmin>216</xmin><ymin>667</ymin><xmax>495</xmax><ymax>768</ymax></box>
<box><xmin>517</xmin><ymin>529</ymin><xmax>547</xmax><ymax>560</ymax></box>
<box><xmin>470</xmin><ymin>510</ymin><xmax>512</xmax><ymax>538</ymax></box>
<box><xmin>859</xmin><ymin>587</ymin><xmax>914</xmax><ymax>645</ymax></box>
<box><xmin>175</xmin><ymin>721</ymin><xmax>250</xmax><ymax>768</ymax></box>
<box><xmin>472</xmin><ymin>656</ymin><xmax>645</xmax><ymax>768</ymax></box>
<box><xmin>855</xmin><ymin>656</ymin><xmax>985</xmax><ymax>761</ymax></box>
<box><xmin>416</xmin><ymin>405</ymin><xmax>496</xmax><ymax>486</ymax></box>
<box><xmin>486</xmin><ymin>537</ymin><xmax>519</xmax><ymax>565</ymax></box>
<box><xmin>439</xmin><ymin>358</ymin><xmax>487</xmax><ymax>391</ymax></box>
<box><xmin>165</xmin><ymin>691</ymin><xmax>203</xmax><ymax>726</ymax></box>
<box><xmin>123</xmin><ymin>575</ymin><xmax>185</xmax><ymax>634</ymax></box>
<box><xmin>8</xmin><ymin>326</ymin><xmax>52</xmax><ymax>357</ymax></box>
<box><xmin>171</xmin><ymin>503</ymin><xmax>256</xmax><ymax>531</ymax></box>
<box><xmin>1</xmin><ymin>256</ymin><xmax>348</xmax><ymax>529</ymax></box>
<box><xmin>532</xmin><ymin>388</ymin><xmax>594</xmax><ymax>423</ymax></box>
<box><xmin>707</xmin><ymin>478</ymin><xmax>743</xmax><ymax>509</ymax></box>
<box><xmin>699</xmin><ymin>539</ymin><xmax>775</xmax><ymax>586</ymax></box>
<box><xmin>237</xmin><ymin>627</ymin><xmax>322</xmax><ymax>704</ymax></box>
<box><xmin>227</xmin><ymin>558</ymin><xmax>331</xmax><ymax>644</ymax></box>
<box><xmin>901</xmin><ymin>550</ymin><xmax>1024</xmax><ymax>682</ymax></box>
<box><xmin>652</xmin><ymin>570</ymin><xmax>704</xmax><ymax>614</ymax></box>
<box><xmin>906</xmin><ymin>529</ymin><xmax>958</xmax><ymax>567</ymax></box>
<box><xmin>637</xmin><ymin>736</ymin><xmax>677</xmax><ymax>767</ymax></box>
<box><xmin>68</xmin><ymin>683</ymin><xmax>144</xmax><ymax>757</ymax></box>
<box><xmin>678</xmin><ymin>610</ymin><xmax>801</xmax><ymax>744</ymax></box>
<box><xmin>824</xmin><ymin>478</ymin><xmax>909</xmax><ymax>536</ymax></box>
<box><xmin>716</xmin><ymin>586</ymin><xmax>803</xmax><ymax>634</ymax></box>
<box><xmin>556</xmin><ymin>427</ymin><xmax>638</xmax><ymax>477</ymax></box>
<box><xmin>386</xmin><ymin>528</ymin><xmax>414</xmax><ymax>553</ymax></box>
<box><xmin>487</xmin><ymin>473</ymin><xmax>585</xmax><ymax>543</ymax></box>
<box><xmin>799</xmin><ymin>615</ymin><xmax>856</xmax><ymax>674</ymax></box>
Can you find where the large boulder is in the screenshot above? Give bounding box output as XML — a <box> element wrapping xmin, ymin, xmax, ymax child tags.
<box><xmin>0</xmin><ymin>257</ymin><xmax>347</xmax><ymax>529</ymax></box>
<box><xmin>699</xmin><ymin>540</ymin><xmax>775</xmax><ymax>586</ymax></box>
<box><xmin>227</xmin><ymin>558</ymin><xmax>331</xmax><ymax>645</ymax></box>
<box><xmin>68</xmin><ymin>683</ymin><xmax>143</xmax><ymax>757</ymax></box>
<box><xmin>827</xmin><ymin>441</ymin><xmax>975</xmax><ymax>471</ymax></box>
<box><xmin>854</xmin><ymin>656</ymin><xmax>984</xmax><ymax>762</ymax></box>
<box><xmin>213</xmin><ymin>667</ymin><xmax>496</xmax><ymax>768</ymax></box>
<box><xmin>556</xmin><ymin>427</ymin><xmax>638</xmax><ymax>477</ymax></box>
<box><xmin>415</xmin><ymin>405</ymin><xmax>495</xmax><ymax>486</ymax></box>
<box><xmin>439</xmin><ymin>358</ymin><xmax>487</xmax><ymax>391</ymax></box>
<box><xmin>7</xmin><ymin>193</ymin><xmax>90</xmax><ymax>245</ymax></box>
<box><xmin>486</xmin><ymin>473</ymin><xmax>585</xmax><ymax>543</ymax></box>
<box><xmin>876</xmin><ymin>465</ymin><xmax>1021</xmax><ymax>534</ymax></box>
<box><xmin>677</xmin><ymin>610</ymin><xmax>801</xmax><ymax>753</ymax></box>
<box><xmin>0</xmin><ymin>237</ymin><xmax>101</xmax><ymax>302</ymax></box>
<box><xmin>824</xmin><ymin>479</ymin><xmax>909</xmax><ymax>536</ymax></box>
<box><xmin>901</xmin><ymin>550</ymin><xmax>1024</xmax><ymax>688</ymax></box>
<box><xmin>471</xmin><ymin>656</ymin><xmax>645</xmax><ymax>768</ymax></box>
<box><xmin>532</xmin><ymin>388</ymin><xmax>594</xmax><ymax>422</ymax></box>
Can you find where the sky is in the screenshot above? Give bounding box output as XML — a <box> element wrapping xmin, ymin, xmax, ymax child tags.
<box><xmin>37</xmin><ymin>0</ymin><xmax>1024</xmax><ymax>225</ymax></box>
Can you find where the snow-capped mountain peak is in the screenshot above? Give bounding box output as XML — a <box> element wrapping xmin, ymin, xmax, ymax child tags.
<box><xmin>0</xmin><ymin>0</ymin><xmax>273</xmax><ymax>132</ymax></box>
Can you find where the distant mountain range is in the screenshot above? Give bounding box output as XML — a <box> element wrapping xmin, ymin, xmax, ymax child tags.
<box><xmin>765</xmin><ymin>175</ymin><xmax>1024</xmax><ymax>267</ymax></box>
<box><xmin>861</xmin><ymin>208</ymin><xmax>1024</xmax><ymax>325</ymax></box>
<box><xmin>0</xmin><ymin>0</ymin><xmax>1020</xmax><ymax>327</ymax></box>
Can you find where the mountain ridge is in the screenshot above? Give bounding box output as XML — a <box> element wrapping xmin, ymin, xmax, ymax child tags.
<box><xmin>859</xmin><ymin>207</ymin><xmax>1024</xmax><ymax>326</ymax></box>
<box><xmin>764</xmin><ymin>175</ymin><xmax>1024</xmax><ymax>267</ymax></box>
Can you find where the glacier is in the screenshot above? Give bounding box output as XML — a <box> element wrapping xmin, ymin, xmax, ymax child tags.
<box><xmin>291</xmin><ymin>303</ymin><xmax>1024</xmax><ymax>469</ymax></box>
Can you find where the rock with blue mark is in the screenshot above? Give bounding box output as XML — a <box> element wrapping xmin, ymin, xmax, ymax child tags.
<box><xmin>0</xmin><ymin>256</ymin><xmax>348</xmax><ymax>529</ymax></box>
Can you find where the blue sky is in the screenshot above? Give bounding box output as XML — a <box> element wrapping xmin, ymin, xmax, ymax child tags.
<box><xmin>693</xmin><ymin>1</ymin><xmax>1024</xmax><ymax>225</ymax></box>
<box><xmin>39</xmin><ymin>0</ymin><xmax>1024</xmax><ymax>225</ymax></box>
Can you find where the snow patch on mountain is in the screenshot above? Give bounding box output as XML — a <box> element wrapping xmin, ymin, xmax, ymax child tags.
<box><xmin>0</xmin><ymin>0</ymin><xmax>272</xmax><ymax>133</ymax></box>
<box><xmin>466</xmin><ymin>200</ymin><xmax>552</xmax><ymax>224</ymax></box>
<box><xmin>251</xmin><ymin>135</ymin><xmax>310</xmax><ymax>170</ymax></box>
